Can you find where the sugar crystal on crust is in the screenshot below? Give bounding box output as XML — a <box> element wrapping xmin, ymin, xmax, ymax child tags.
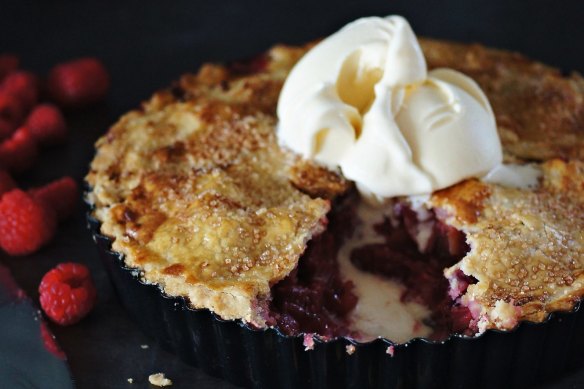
<box><xmin>434</xmin><ymin>160</ymin><xmax>584</xmax><ymax>330</ymax></box>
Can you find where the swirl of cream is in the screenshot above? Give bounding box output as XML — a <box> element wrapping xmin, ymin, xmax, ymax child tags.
<box><xmin>277</xmin><ymin>15</ymin><xmax>503</xmax><ymax>201</ymax></box>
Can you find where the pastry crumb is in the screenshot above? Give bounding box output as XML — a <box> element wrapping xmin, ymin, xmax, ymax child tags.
<box><xmin>303</xmin><ymin>334</ymin><xmax>315</xmax><ymax>351</ymax></box>
<box><xmin>345</xmin><ymin>345</ymin><xmax>355</xmax><ymax>355</ymax></box>
<box><xmin>127</xmin><ymin>378</ymin><xmax>134</xmax><ymax>384</ymax></box>
<box><xmin>140</xmin><ymin>344</ymin><xmax>149</xmax><ymax>349</ymax></box>
<box><xmin>148</xmin><ymin>373</ymin><xmax>172</xmax><ymax>387</ymax></box>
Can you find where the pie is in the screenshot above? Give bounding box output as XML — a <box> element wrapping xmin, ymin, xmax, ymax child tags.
<box><xmin>86</xmin><ymin>38</ymin><xmax>584</xmax><ymax>343</ymax></box>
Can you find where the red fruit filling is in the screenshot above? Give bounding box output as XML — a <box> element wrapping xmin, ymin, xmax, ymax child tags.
<box><xmin>269</xmin><ymin>193</ymin><xmax>359</xmax><ymax>338</ymax></box>
<box><xmin>350</xmin><ymin>205</ymin><xmax>476</xmax><ymax>339</ymax></box>
<box><xmin>269</xmin><ymin>192</ymin><xmax>476</xmax><ymax>340</ymax></box>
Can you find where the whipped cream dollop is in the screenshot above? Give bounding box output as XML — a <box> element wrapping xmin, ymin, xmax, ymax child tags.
<box><xmin>277</xmin><ymin>15</ymin><xmax>504</xmax><ymax>200</ymax></box>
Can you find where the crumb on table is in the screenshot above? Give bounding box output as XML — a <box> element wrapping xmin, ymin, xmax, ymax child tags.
<box><xmin>148</xmin><ymin>373</ymin><xmax>173</xmax><ymax>387</ymax></box>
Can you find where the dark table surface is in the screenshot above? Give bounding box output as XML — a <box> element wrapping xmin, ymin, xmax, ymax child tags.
<box><xmin>1</xmin><ymin>1</ymin><xmax>584</xmax><ymax>388</ymax></box>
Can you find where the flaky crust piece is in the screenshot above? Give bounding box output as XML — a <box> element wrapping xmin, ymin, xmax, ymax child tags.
<box><xmin>85</xmin><ymin>52</ymin><xmax>334</xmax><ymax>325</ymax></box>
<box><xmin>432</xmin><ymin>160</ymin><xmax>584</xmax><ymax>331</ymax></box>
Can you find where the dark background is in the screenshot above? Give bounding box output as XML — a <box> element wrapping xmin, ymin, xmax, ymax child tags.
<box><xmin>1</xmin><ymin>1</ymin><xmax>583</xmax><ymax>388</ymax></box>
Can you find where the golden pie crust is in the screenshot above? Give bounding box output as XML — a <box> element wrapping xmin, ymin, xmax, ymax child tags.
<box><xmin>86</xmin><ymin>38</ymin><xmax>584</xmax><ymax>332</ymax></box>
<box><xmin>433</xmin><ymin>160</ymin><xmax>584</xmax><ymax>331</ymax></box>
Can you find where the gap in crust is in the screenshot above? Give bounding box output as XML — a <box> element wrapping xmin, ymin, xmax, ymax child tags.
<box><xmin>268</xmin><ymin>190</ymin><xmax>478</xmax><ymax>341</ymax></box>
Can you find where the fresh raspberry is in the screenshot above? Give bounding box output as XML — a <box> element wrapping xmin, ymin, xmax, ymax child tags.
<box><xmin>0</xmin><ymin>127</ymin><xmax>38</xmax><ymax>173</ymax></box>
<box><xmin>29</xmin><ymin>176</ymin><xmax>78</xmax><ymax>221</ymax></box>
<box><xmin>0</xmin><ymin>264</ymin><xmax>26</xmax><ymax>301</ymax></box>
<box><xmin>40</xmin><ymin>320</ymin><xmax>66</xmax><ymax>359</ymax></box>
<box><xmin>0</xmin><ymin>189</ymin><xmax>57</xmax><ymax>255</ymax></box>
<box><xmin>39</xmin><ymin>262</ymin><xmax>97</xmax><ymax>326</ymax></box>
<box><xmin>0</xmin><ymin>71</ymin><xmax>39</xmax><ymax>112</ymax></box>
<box><xmin>47</xmin><ymin>58</ymin><xmax>110</xmax><ymax>108</ymax></box>
<box><xmin>0</xmin><ymin>170</ymin><xmax>16</xmax><ymax>198</ymax></box>
<box><xmin>0</xmin><ymin>118</ymin><xmax>15</xmax><ymax>141</ymax></box>
<box><xmin>25</xmin><ymin>104</ymin><xmax>67</xmax><ymax>145</ymax></box>
<box><xmin>0</xmin><ymin>54</ymin><xmax>19</xmax><ymax>82</ymax></box>
<box><xmin>0</xmin><ymin>90</ymin><xmax>25</xmax><ymax>126</ymax></box>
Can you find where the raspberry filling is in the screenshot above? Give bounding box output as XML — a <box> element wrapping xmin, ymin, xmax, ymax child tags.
<box><xmin>350</xmin><ymin>205</ymin><xmax>476</xmax><ymax>339</ymax></box>
<box><xmin>269</xmin><ymin>193</ymin><xmax>359</xmax><ymax>338</ymax></box>
<box><xmin>269</xmin><ymin>193</ymin><xmax>476</xmax><ymax>341</ymax></box>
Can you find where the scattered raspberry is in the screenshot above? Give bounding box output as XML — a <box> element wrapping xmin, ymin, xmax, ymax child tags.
<box><xmin>0</xmin><ymin>90</ymin><xmax>25</xmax><ymax>126</ymax></box>
<box><xmin>47</xmin><ymin>58</ymin><xmax>110</xmax><ymax>108</ymax></box>
<box><xmin>450</xmin><ymin>305</ymin><xmax>474</xmax><ymax>333</ymax></box>
<box><xmin>0</xmin><ymin>70</ymin><xmax>39</xmax><ymax>112</ymax></box>
<box><xmin>39</xmin><ymin>262</ymin><xmax>97</xmax><ymax>326</ymax></box>
<box><xmin>0</xmin><ymin>170</ymin><xmax>16</xmax><ymax>198</ymax></box>
<box><xmin>29</xmin><ymin>176</ymin><xmax>78</xmax><ymax>221</ymax></box>
<box><xmin>40</xmin><ymin>320</ymin><xmax>66</xmax><ymax>359</ymax></box>
<box><xmin>0</xmin><ymin>127</ymin><xmax>38</xmax><ymax>173</ymax></box>
<box><xmin>0</xmin><ymin>54</ymin><xmax>19</xmax><ymax>82</ymax></box>
<box><xmin>25</xmin><ymin>104</ymin><xmax>67</xmax><ymax>145</ymax></box>
<box><xmin>0</xmin><ymin>189</ymin><xmax>57</xmax><ymax>255</ymax></box>
<box><xmin>0</xmin><ymin>264</ymin><xmax>26</xmax><ymax>301</ymax></box>
<box><xmin>0</xmin><ymin>118</ymin><xmax>15</xmax><ymax>140</ymax></box>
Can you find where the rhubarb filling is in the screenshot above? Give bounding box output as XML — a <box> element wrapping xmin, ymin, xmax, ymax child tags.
<box><xmin>268</xmin><ymin>191</ymin><xmax>478</xmax><ymax>342</ymax></box>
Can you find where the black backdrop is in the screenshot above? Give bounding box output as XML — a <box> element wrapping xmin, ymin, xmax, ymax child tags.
<box><xmin>1</xmin><ymin>1</ymin><xmax>583</xmax><ymax>388</ymax></box>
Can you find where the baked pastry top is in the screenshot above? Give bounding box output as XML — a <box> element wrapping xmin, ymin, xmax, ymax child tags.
<box><xmin>421</xmin><ymin>39</ymin><xmax>584</xmax><ymax>161</ymax></box>
<box><xmin>432</xmin><ymin>160</ymin><xmax>584</xmax><ymax>330</ymax></box>
<box><xmin>86</xmin><ymin>38</ymin><xmax>584</xmax><ymax>334</ymax></box>
<box><xmin>86</xmin><ymin>75</ymin><xmax>331</xmax><ymax>325</ymax></box>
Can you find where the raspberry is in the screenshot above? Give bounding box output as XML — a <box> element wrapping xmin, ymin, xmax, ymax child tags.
<box><xmin>0</xmin><ymin>71</ymin><xmax>39</xmax><ymax>112</ymax></box>
<box><xmin>0</xmin><ymin>189</ymin><xmax>57</xmax><ymax>255</ymax></box>
<box><xmin>0</xmin><ymin>54</ymin><xmax>19</xmax><ymax>82</ymax></box>
<box><xmin>25</xmin><ymin>104</ymin><xmax>67</xmax><ymax>145</ymax></box>
<box><xmin>47</xmin><ymin>58</ymin><xmax>110</xmax><ymax>108</ymax></box>
<box><xmin>39</xmin><ymin>320</ymin><xmax>66</xmax><ymax>359</ymax></box>
<box><xmin>29</xmin><ymin>176</ymin><xmax>78</xmax><ymax>221</ymax></box>
<box><xmin>0</xmin><ymin>118</ymin><xmax>15</xmax><ymax>140</ymax></box>
<box><xmin>0</xmin><ymin>170</ymin><xmax>16</xmax><ymax>198</ymax></box>
<box><xmin>0</xmin><ymin>127</ymin><xmax>38</xmax><ymax>173</ymax></box>
<box><xmin>0</xmin><ymin>90</ymin><xmax>25</xmax><ymax>125</ymax></box>
<box><xmin>39</xmin><ymin>262</ymin><xmax>97</xmax><ymax>326</ymax></box>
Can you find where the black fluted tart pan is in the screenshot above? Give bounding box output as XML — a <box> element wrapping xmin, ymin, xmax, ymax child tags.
<box><xmin>87</xmin><ymin>211</ymin><xmax>584</xmax><ymax>389</ymax></box>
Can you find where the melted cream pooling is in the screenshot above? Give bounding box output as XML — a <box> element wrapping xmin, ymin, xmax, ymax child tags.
<box><xmin>338</xmin><ymin>202</ymin><xmax>432</xmax><ymax>342</ymax></box>
<box><xmin>483</xmin><ymin>163</ymin><xmax>541</xmax><ymax>189</ymax></box>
